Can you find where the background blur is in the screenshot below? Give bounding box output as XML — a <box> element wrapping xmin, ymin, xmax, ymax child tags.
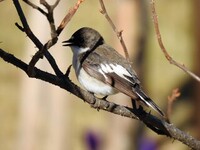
<box><xmin>0</xmin><ymin>0</ymin><xmax>200</xmax><ymax>150</ymax></box>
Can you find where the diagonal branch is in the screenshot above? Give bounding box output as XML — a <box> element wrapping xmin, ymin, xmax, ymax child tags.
<box><xmin>13</xmin><ymin>0</ymin><xmax>45</xmax><ymax>76</ymax></box>
<box><xmin>13</xmin><ymin>0</ymin><xmax>43</xmax><ymax>49</ymax></box>
<box><xmin>99</xmin><ymin>0</ymin><xmax>130</xmax><ymax>62</ymax></box>
<box><xmin>150</xmin><ymin>0</ymin><xmax>200</xmax><ymax>82</ymax></box>
<box><xmin>56</xmin><ymin>0</ymin><xmax>85</xmax><ymax>35</ymax></box>
<box><xmin>0</xmin><ymin>48</ymin><xmax>169</xmax><ymax>135</ymax></box>
<box><xmin>1</xmin><ymin>48</ymin><xmax>200</xmax><ymax>149</ymax></box>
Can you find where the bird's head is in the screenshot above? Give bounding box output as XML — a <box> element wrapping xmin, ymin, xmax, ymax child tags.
<box><xmin>63</xmin><ymin>27</ymin><xmax>104</xmax><ymax>54</ymax></box>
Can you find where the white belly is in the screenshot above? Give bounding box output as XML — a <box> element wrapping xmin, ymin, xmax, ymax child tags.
<box><xmin>78</xmin><ymin>68</ymin><xmax>118</xmax><ymax>96</ymax></box>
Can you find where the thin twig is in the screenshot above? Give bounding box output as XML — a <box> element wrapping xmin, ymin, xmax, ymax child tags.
<box><xmin>57</xmin><ymin>0</ymin><xmax>85</xmax><ymax>35</ymax></box>
<box><xmin>52</xmin><ymin>0</ymin><xmax>60</xmax><ymax>9</ymax></box>
<box><xmin>99</xmin><ymin>0</ymin><xmax>130</xmax><ymax>62</ymax></box>
<box><xmin>13</xmin><ymin>0</ymin><xmax>43</xmax><ymax>50</ymax></box>
<box><xmin>40</xmin><ymin>0</ymin><xmax>50</xmax><ymax>10</ymax></box>
<box><xmin>39</xmin><ymin>0</ymin><xmax>58</xmax><ymax>38</ymax></box>
<box><xmin>166</xmin><ymin>88</ymin><xmax>181</xmax><ymax>122</ymax></box>
<box><xmin>22</xmin><ymin>0</ymin><xmax>47</xmax><ymax>16</ymax></box>
<box><xmin>150</xmin><ymin>0</ymin><xmax>200</xmax><ymax>82</ymax></box>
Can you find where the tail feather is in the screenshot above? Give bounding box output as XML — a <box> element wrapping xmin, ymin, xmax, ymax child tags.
<box><xmin>134</xmin><ymin>86</ymin><xmax>164</xmax><ymax>116</ymax></box>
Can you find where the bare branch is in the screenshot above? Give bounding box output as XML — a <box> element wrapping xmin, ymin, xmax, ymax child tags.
<box><xmin>52</xmin><ymin>0</ymin><xmax>60</xmax><ymax>9</ymax></box>
<box><xmin>56</xmin><ymin>0</ymin><xmax>85</xmax><ymax>35</ymax></box>
<box><xmin>40</xmin><ymin>0</ymin><xmax>50</xmax><ymax>10</ymax></box>
<box><xmin>0</xmin><ymin>49</ymin><xmax>171</xmax><ymax>135</ymax></box>
<box><xmin>150</xmin><ymin>0</ymin><xmax>200</xmax><ymax>82</ymax></box>
<box><xmin>13</xmin><ymin>0</ymin><xmax>43</xmax><ymax>49</ymax></box>
<box><xmin>13</xmin><ymin>0</ymin><xmax>46</xmax><ymax>77</ymax></box>
<box><xmin>166</xmin><ymin>88</ymin><xmax>181</xmax><ymax>122</ymax></box>
<box><xmin>99</xmin><ymin>0</ymin><xmax>130</xmax><ymax>62</ymax></box>
<box><xmin>15</xmin><ymin>22</ymin><xmax>25</xmax><ymax>32</ymax></box>
<box><xmin>1</xmin><ymin>48</ymin><xmax>200</xmax><ymax>149</ymax></box>
<box><xmin>22</xmin><ymin>0</ymin><xmax>47</xmax><ymax>16</ymax></box>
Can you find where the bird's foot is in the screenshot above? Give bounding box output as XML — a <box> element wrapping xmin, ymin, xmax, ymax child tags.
<box><xmin>89</xmin><ymin>92</ymin><xmax>101</xmax><ymax>111</ymax></box>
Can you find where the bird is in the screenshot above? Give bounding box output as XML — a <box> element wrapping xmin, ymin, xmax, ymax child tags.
<box><xmin>62</xmin><ymin>27</ymin><xmax>164</xmax><ymax>116</ymax></box>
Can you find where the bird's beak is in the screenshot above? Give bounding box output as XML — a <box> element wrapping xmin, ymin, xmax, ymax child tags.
<box><xmin>62</xmin><ymin>39</ymin><xmax>74</xmax><ymax>46</ymax></box>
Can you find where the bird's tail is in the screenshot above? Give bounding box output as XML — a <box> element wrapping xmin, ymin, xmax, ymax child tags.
<box><xmin>133</xmin><ymin>85</ymin><xmax>164</xmax><ymax>116</ymax></box>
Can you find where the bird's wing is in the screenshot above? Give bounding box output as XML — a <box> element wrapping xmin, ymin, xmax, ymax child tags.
<box><xmin>81</xmin><ymin>50</ymin><xmax>138</xmax><ymax>99</ymax></box>
<box><xmin>81</xmin><ymin>46</ymin><xmax>164</xmax><ymax>116</ymax></box>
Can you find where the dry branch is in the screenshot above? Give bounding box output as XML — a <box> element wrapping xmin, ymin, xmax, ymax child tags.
<box><xmin>150</xmin><ymin>0</ymin><xmax>200</xmax><ymax>82</ymax></box>
<box><xmin>1</xmin><ymin>47</ymin><xmax>200</xmax><ymax>149</ymax></box>
<box><xmin>166</xmin><ymin>88</ymin><xmax>181</xmax><ymax>122</ymax></box>
<box><xmin>57</xmin><ymin>0</ymin><xmax>85</xmax><ymax>35</ymax></box>
<box><xmin>99</xmin><ymin>0</ymin><xmax>130</xmax><ymax>62</ymax></box>
<box><xmin>0</xmin><ymin>0</ymin><xmax>200</xmax><ymax>149</ymax></box>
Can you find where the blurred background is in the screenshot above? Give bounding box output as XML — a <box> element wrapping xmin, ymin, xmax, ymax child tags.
<box><xmin>0</xmin><ymin>0</ymin><xmax>199</xmax><ymax>150</ymax></box>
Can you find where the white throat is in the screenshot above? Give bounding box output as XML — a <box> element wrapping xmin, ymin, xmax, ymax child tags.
<box><xmin>70</xmin><ymin>46</ymin><xmax>90</xmax><ymax>74</ymax></box>
<box><xmin>70</xmin><ymin>46</ymin><xmax>90</xmax><ymax>55</ymax></box>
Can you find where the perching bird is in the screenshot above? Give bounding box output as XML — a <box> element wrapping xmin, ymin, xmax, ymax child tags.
<box><xmin>63</xmin><ymin>27</ymin><xmax>164</xmax><ymax>116</ymax></box>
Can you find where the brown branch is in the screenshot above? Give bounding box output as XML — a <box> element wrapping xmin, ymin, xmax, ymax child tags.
<box><xmin>1</xmin><ymin>48</ymin><xmax>200</xmax><ymax>149</ymax></box>
<box><xmin>99</xmin><ymin>0</ymin><xmax>130</xmax><ymax>62</ymax></box>
<box><xmin>56</xmin><ymin>0</ymin><xmax>85</xmax><ymax>35</ymax></box>
<box><xmin>150</xmin><ymin>0</ymin><xmax>200</xmax><ymax>82</ymax></box>
<box><xmin>166</xmin><ymin>88</ymin><xmax>181</xmax><ymax>122</ymax></box>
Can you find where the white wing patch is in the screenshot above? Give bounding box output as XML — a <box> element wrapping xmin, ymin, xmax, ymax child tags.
<box><xmin>100</xmin><ymin>64</ymin><xmax>109</xmax><ymax>73</ymax></box>
<box><xmin>98</xmin><ymin>68</ymin><xmax>107</xmax><ymax>79</ymax></box>
<box><xmin>99</xmin><ymin>63</ymin><xmax>133</xmax><ymax>82</ymax></box>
